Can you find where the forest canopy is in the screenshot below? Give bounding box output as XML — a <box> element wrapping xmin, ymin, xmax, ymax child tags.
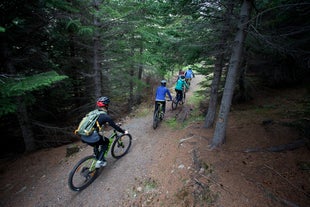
<box><xmin>0</xmin><ymin>0</ymin><xmax>309</xmax><ymax>156</ymax></box>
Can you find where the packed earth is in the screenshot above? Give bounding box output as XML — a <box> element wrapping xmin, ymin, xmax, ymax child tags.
<box><xmin>0</xmin><ymin>75</ymin><xmax>309</xmax><ymax>207</ymax></box>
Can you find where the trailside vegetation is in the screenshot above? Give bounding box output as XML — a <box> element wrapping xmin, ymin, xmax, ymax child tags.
<box><xmin>0</xmin><ymin>0</ymin><xmax>309</xmax><ymax>155</ymax></box>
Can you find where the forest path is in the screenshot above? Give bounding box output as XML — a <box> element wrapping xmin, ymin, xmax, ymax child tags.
<box><xmin>0</xmin><ymin>75</ymin><xmax>204</xmax><ymax>207</ymax></box>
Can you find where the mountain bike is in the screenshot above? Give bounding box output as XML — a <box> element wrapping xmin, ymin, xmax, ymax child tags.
<box><xmin>185</xmin><ymin>78</ymin><xmax>191</xmax><ymax>87</ymax></box>
<box><xmin>153</xmin><ymin>100</ymin><xmax>170</xmax><ymax>129</ymax></box>
<box><xmin>171</xmin><ymin>88</ymin><xmax>186</xmax><ymax>110</ymax></box>
<box><xmin>68</xmin><ymin>125</ymin><xmax>132</xmax><ymax>191</ymax></box>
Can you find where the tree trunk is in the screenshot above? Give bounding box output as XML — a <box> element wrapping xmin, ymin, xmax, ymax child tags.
<box><xmin>128</xmin><ymin>62</ymin><xmax>134</xmax><ymax>111</ymax></box>
<box><xmin>2</xmin><ymin>38</ymin><xmax>36</xmax><ymax>152</ymax></box>
<box><xmin>92</xmin><ymin>0</ymin><xmax>102</xmax><ymax>99</ymax></box>
<box><xmin>17</xmin><ymin>97</ymin><xmax>36</xmax><ymax>152</ymax></box>
<box><xmin>204</xmin><ymin>1</ymin><xmax>235</xmax><ymax>128</ymax></box>
<box><xmin>136</xmin><ymin>46</ymin><xmax>144</xmax><ymax>104</ymax></box>
<box><xmin>204</xmin><ymin>56</ymin><xmax>224</xmax><ymax>128</ymax></box>
<box><xmin>210</xmin><ymin>0</ymin><xmax>253</xmax><ymax>149</ymax></box>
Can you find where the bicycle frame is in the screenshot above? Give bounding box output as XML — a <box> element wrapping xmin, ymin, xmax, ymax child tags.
<box><xmin>153</xmin><ymin>101</ymin><xmax>165</xmax><ymax>129</ymax></box>
<box><xmin>103</xmin><ymin>130</ymin><xmax>118</xmax><ymax>157</ymax></box>
<box><xmin>85</xmin><ymin>130</ymin><xmax>118</xmax><ymax>171</ymax></box>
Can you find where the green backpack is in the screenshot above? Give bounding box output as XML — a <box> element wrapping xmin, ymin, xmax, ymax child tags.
<box><xmin>74</xmin><ymin>109</ymin><xmax>106</xmax><ymax>136</ymax></box>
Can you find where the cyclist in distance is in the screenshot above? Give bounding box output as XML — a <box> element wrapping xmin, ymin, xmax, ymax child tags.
<box><xmin>82</xmin><ymin>96</ymin><xmax>128</xmax><ymax>168</ymax></box>
<box><xmin>154</xmin><ymin>80</ymin><xmax>172</xmax><ymax>118</ymax></box>
<box><xmin>175</xmin><ymin>75</ymin><xmax>189</xmax><ymax>102</ymax></box>
<box><xmin>184</xmin><ymin>68</ymin><xmax>195</xmax><ymax>84</ymax></box>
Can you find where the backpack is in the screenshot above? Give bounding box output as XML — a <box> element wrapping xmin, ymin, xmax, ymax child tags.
<box><xmin>74</xmin><ymin>109</ymin><xmax>106</xmax><ymax>136</ymax></box>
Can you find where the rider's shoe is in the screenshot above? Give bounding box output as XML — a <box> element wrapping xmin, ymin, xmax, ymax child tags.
<box><xmin>95</xmin><ymin>160</ymin><xmax>107</xmax><ymax>168</ymax></box>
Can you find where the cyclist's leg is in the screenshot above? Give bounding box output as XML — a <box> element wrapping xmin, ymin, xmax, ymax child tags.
<box><xmin>154</xmin><ymin>101</ymin><xmax>159</xmax><ymax>114</ymax></box>
<box><xmin>162</xmin><ymin>101</ymin><xmax>166</xmax><ymax>114</ymax></box>
<box><xmin>176</xmin><ymin>89</ymin><xmax>182</xmax><ymax>101</ymax></box>
<box><xmin>179</xmin><ymin>89</ymin><xmax>183</xmax><ymax>101</ymax></box>
<box><xmin>97</xmin><ymin>136</ymin><xmax>108</xmax><ymax>161</ymax></box>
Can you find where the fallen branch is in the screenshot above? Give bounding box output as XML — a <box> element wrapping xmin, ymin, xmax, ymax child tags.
<box><xmin>179</xmin><ymin>135</ymin><xmax>195</xmax><ymax>144</ymax></box>
<box><xmin>244</xmin><ymin>139</ymin><xmax>306</xmax><ymax>153</ymax></box>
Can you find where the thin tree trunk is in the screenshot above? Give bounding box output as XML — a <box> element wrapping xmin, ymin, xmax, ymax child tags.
<box><xmin>128</xmin><ymin>62</ymin><xmax>134</xmax><ymax>111</ymax></box>
<box><xmin>2</xmin><ymin>39</ymin><xmax>36</xmax><ymax>152</ymax></box>
<box><xmin>204</xmin><ymin>1</ymin><xmax>235</xmax><ymax>128</ymax></box>
<box><xmin>204</xmin><ymin>56</ymin><xmax>224</xmax><ymax>128</ymax></box>
<box><xmin>210</xmin><ymin>0</ymin><xmax>253</xmax><ymax>149</ymax></box>
<box><xmin>17</xmin><ymin>97</ymin><xmax>36</xmax><ymax>151</ymax></box>
<box><xmin>136</xmin><ymin>46</ymin><xmax>144</xmax><ymax>104</ymax></box>
<box><xmin>92</xmin><ymin>0</ymin><xmax>102</xmax><ymax>99</ymax></box>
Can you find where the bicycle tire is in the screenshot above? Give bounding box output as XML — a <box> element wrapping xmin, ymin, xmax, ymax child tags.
<box><xmin>111</xmin><ymin>134</ymin><xmax>132</xmax><ymax>158</ymax></box>
<box><xmin>68</xmin><ymin>155</ymin><xmax>100</xmax><ymax>191</ymax></box>
<box><xmin>171</xmin><ymin>97</ymin><xmax>178</xmax><ymax>110</ymax></box>
<box><xmin>182</xmin><ymin>92</ymin><xmax>186</xmax><ymax>104</ymax></box>
<box><xmin>153</xmin><ymin>110</ymin><xmax>159</xmax><ymax>129</ymax></box>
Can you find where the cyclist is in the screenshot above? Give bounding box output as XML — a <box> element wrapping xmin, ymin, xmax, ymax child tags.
<box><xmin>178</xmin><ymin>69</ymin><xmax>185</xmax><ymax>76</ymax></box>
<box><xmin>184</xmin><ymin>68</ymin><xmax>195</xmax><ymax>84</ymax></box>
<box><xmin>81</xmin><ymin>96</ymin><xmax>128</xmax><ymax>168</ymax></box>
<box><xmin>154</xmin><ymin>80</ymin><xmax>172</xmax><ymax>118</ymax></box>
<box><xmin>175</xmin><ymin>75</ymin><xmax>189</xmax><ymax>102</ymax></box>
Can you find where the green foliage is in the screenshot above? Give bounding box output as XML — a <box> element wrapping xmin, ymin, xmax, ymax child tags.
<box><xmin>46</xmin><ymin>0</ymin><xmax>80</xmax><ymax>13</ymax></box>
<box><xmin>1</xmin><ymin>71</ymin><xmax>68</xmax><ymax>97</ymax></box>
<box><xmin>0</xmin><ymin>71</ymin><xmax>68</xmax><ymax>116</ymax></box>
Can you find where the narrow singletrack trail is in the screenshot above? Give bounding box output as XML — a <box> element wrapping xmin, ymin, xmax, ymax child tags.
<box><xmin>0</xmin><ymin>75</ymin><xmax>203</xmax><ymax>207</ymax></box>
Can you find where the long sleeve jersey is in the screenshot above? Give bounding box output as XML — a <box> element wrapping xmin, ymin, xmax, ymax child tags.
<box><xmin>175</xmin><ymin>79</ymin><xmax>189</xmax><ymax>91</ymax></box>
<box><xmin>155</xmin><ymin>86</ymin><xmax>172</xmax><ymax>101</ymax></box>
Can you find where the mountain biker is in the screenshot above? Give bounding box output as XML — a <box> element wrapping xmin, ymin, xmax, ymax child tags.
<box><xmin>184</xmin><ymin>68</ymin><xmax>195</xmax><ymax>84</ymax></box>
<box><xmin>175</xmin><ymin>75</ymin><xmax>189</xmax><ymax>102</ymax></box>
<box><xmin>155</xmin><ymin>80</ymin><xmax>172</xmax><ymax>118</ymax></box>
<box><xmin>81</xmin><ymin>96</ymin><xmax>128</xmax><ymax>168</ymax></box>
<box><xmin>178</xmin><ymin>69</ymin><xmax>185</xmax><ymax>76</ymax></box>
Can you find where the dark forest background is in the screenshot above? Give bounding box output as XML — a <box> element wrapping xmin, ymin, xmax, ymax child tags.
<box><xmin>1</xmin><ymin>0</ymin><xmax>309</xmax><ymax>157</ymax></box>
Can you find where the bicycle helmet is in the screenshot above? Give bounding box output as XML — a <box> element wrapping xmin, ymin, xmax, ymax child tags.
<box><xmin>161</xmin><ymin>80</ymin><xmax>167</xmax><ymax>86</ymax></box>
<box><xmin>96</xmin><ymin>96</ymin><xmax>110</xmax><ymax>107</ymax></box>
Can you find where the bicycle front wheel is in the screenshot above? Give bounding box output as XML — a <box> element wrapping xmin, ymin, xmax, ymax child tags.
<box><xmin>182</xmin><ymin>92</ymin><xmax>186</xmax><ymax>104</ymax></box>
<box><xmin>171</xmin><ymin>98</ymin><xmax>178</xmax><ymax>110</ymax></box>
<box><xmin>68</xmin><ymin>155</ymin><xmax>100</xmax><ymax>191</ymax></box>
<box><xmin>111</xmin><ymin>134</ymin><xmax>132</xmax><ymax>158</ymax></box>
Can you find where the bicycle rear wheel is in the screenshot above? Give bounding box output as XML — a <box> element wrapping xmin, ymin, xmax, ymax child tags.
<box><xmin>68</xmin><ymin>155</ymin><xmax>100</xmax><ymax>191</ymax></box>
<box><xmin>111</xmin><ymin>134</ymin><xmax>132</xmax><ymax>158</ymax></box>
<box><xmin>171</xmin><ymin>97</ymin><xmax>178</xmax><ymax>110</ymax></box>
<box><xmin>153</xmin><ymin>110</ymin><xmax>159</xmax><ymax>129</ymax></box>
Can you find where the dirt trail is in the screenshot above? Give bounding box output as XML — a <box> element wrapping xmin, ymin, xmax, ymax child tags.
<box><xmin>0</xmin><ymin>76</ymin><xmax>203</xmax><ymax>207</ymax></box>
<box><xmin>2</xmin><ymin>75</ymin><xmax>308</xmax><ymax>207</ymax></box>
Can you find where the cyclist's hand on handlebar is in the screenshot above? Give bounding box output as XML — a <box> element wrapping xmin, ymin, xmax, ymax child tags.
<box><xmin>124</xmin><ymin>130</ymin><xmax>129</xmax><ymax>134</ymax></box>
<box><xmin>116</xmin><ymin>122</ymin><xmax>122</xmax><ymax>126</ymax></box>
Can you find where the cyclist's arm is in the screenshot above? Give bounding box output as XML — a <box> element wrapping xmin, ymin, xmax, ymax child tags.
<box><xmin>184</xmin><ymin>82</ymin><xmax>189</xmax><ymax>89</ymax></box>
<box><xmin>166</xmin><ymin>89</ymin><xmax>172</xmax><ymax>101</ymax></box>
<box><xmin>98</xmin><ymin>114</ymin><xmax>125</xmax><ymax>133</ymax></box>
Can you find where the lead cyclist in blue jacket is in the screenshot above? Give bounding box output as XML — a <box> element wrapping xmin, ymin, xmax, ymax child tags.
<box><xmin>185</xmin><ymin>68</ymin><xmax>195</xmax><ymax>84</ymax></box>
<box><xmin>154</xmin><ymin>80</ymin><xmax>172</xmax><ymax>118</ymax></box>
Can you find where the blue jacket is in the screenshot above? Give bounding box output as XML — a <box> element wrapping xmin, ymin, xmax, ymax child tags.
<box><xmin>185</xmin><ymin>69</ymin><xmax>194</xmax><ymax>79</ymax></box>
<box><xmin>155</xmin><ymin>86</ymin><xmax>172</xmax><ymax>101</ymax></box>
<box><xmin>175</xmin><ymin>79</ymin><xmax>189</xmax><ymax>90</ymax></box>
